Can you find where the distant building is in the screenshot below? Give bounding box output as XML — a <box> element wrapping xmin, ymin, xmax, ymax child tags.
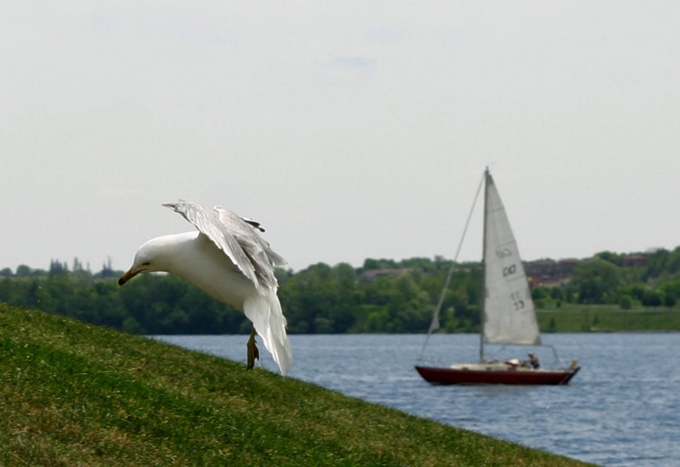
<box><xmin>359</xmin><ymin>268</ymin><xmax>412</xmax><ymax>282</ymax></box>
<box><xmin>524</xmin><ymin>258</ymin><xmax>580</xmax><ymax>287</ymax></box>
<box><xmin>622</xmin><ymin>255</ymin><xmax>648</xmax><ymax>268</ymax></box>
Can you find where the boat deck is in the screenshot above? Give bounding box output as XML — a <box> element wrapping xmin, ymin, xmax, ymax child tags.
<box><xmin>450</xmin><ymin>362</ymin><xmax>555</xmax><ymax>373</ymax></box>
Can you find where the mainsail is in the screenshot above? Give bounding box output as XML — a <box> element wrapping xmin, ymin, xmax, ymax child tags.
<box><xmin>481</xmin><ymin>171</ymin><xmax>540</xmax><ymax>346</ymax></box>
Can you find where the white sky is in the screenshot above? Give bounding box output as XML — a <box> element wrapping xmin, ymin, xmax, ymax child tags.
<box><xmin>2</xmin><ymin>1</ymin><xmax>679</xmax><ymax>273</ymax></box>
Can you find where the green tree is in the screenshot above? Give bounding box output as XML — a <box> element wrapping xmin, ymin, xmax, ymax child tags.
<box><xmin>641</xmin><ymin>289</ymin><xmax>664</xmax><ymax>307</ymax></box>
<box><xmin>659</xmin><ymin>280</ymin><xmax>680</xmax><ymax>303</ymax></box>
<box><xmin>572</xmin><ymin>258</ymin><xmax>622</xmax><ymax>304</ymax></box>
<box><xmin>16</xmin><ymin>265</ymin><xmax>32</xmax><ymax>277</ymax></box>
<box><xmin>643</xmin><ymin>248</ymin><xmax>671</xmax><ymax>281</ymax></box>
<box><xmin>619</xmin><ymin>295</ymin><xmax>633</xmax><ymax>310</ymax></box>
<box><xmin>550</xmin><ymin>286</ymin><xmax>564</xmax><ymax>300</ymax></box>
<box><xmin>595</xmin><ymin>251</ymin><xmax>623</xmax><ymax>266</ymax></box>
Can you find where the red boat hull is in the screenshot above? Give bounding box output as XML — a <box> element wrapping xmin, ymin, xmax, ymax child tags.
<box><xmin>415</xmin><ymin>365</ymin><xmax>580</xmax><ymax>385</ymax></box>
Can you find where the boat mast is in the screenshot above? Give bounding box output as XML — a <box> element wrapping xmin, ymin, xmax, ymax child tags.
<box><xmin>479</xmin><ymin>167</ymin><xmax>489</xmax><ymax>363</ymax></box>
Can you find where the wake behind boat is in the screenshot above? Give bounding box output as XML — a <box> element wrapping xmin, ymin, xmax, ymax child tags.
<box><xmin>415</xmin><ymin>168</ymin><xmax>580</xmax><ymax>385</ymax></box>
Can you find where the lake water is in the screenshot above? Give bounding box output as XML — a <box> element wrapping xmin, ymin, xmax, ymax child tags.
<box><xmin>153</xmin><ymin>333</ymin><xmax>680</xmax><ymax>467</ymax></box>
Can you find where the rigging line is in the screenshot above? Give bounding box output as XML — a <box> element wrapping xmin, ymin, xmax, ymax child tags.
<box><xmin>418</xmin><ymin>171</ymin><xmax>486</xmax><ymax>361</ymax></box>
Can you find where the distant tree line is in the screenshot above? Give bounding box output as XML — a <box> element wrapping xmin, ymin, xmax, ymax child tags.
<box><xmin>533</xmin><ymin>248</ymin><xmax>680</xmax><ymax>309</ymax></box>
<box><xmin>1</xmin><ymin>247</ymin><xmax>679</xmax><ymax>335</ymax></box>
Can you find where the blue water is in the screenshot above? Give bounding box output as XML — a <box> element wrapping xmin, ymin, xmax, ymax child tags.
<box><xmin>153</xmin><ymin>333</ymin><xmax>680</xmax><ymax>466</ymax></box>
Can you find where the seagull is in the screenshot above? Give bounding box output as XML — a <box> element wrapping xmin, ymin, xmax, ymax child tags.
<box><xmin>117</xmin><ymin>200</ymin><xmax>292</xmax><ymax>375</ymax></box>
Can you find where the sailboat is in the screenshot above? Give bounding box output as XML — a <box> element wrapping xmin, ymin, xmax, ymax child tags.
<box><xmin>415</xmin><ymin>168</ymin><xmax>580</xmax><ymax>385</ymax></box>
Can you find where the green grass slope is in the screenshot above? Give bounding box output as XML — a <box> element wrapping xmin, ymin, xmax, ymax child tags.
<box><xmin>0</xmin><ymin>305</ymin><xmax>593</xmax><ymax>466</ymax></box>
<box><xmin>537</xmin><ymin>305</ymin><xmax>680</xmax><ymax>332</ymax></box>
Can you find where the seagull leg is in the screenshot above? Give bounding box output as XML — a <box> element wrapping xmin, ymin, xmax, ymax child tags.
<box><xmin>247</xmin><ymin>327</ymin><xmax>259</xmax><ymax>370</ymax></box>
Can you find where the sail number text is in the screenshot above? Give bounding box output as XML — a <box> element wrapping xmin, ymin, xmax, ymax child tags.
<box><xmin>502</xmin><ymin>264</ymin><xmax>517</xmax><ymax>277</ymax></box>
<box><xmin>495</xmin><ymin>248</ymin><xmax>513</xmax><ymax>258</ymax></box>
<box><xmin>510</xmin><ymin>291</ymin><xmax>525</xmax><ymax>310</ymax></box>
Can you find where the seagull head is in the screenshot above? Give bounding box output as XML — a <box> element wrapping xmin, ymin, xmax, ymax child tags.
<box><xmin>117</xmin><ymin>237</ymin><xmax>174</xmax><ymax>287</ymax></box>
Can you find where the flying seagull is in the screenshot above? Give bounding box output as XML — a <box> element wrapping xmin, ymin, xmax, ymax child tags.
<box><xmin>118</xmin><ymin>200</ymin><xmax>292</xmax><ymax>375</ymax></box>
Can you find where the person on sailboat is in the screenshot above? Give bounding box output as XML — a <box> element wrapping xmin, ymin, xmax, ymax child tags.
<box><xmin>528</xmin><ymin>353</ymin><xmax>540</xmax><ymax>369</ymax></box>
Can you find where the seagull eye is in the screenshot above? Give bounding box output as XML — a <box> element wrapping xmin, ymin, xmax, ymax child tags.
<box><xmin>141</xmin><ymin>261</ymin><xmax>151</xmax><ymax>266</ymax></box>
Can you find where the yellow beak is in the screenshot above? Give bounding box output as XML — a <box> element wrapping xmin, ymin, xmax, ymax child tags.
<box><xmin>117</xmin><ymin>269</ymin><xmax>138</xmax><ymax>287</ymax></box>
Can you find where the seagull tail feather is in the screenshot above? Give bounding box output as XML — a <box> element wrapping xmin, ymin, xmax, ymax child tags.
<box><xmin>243</xmin><ymin>293</ymin><xmax>292</xmax><ymax>376</ymax></box>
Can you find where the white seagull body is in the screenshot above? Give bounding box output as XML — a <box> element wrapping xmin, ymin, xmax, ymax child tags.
<box><xmin>118</xmin><ymin>200</ymin><xmax>292</xmax><ymax>375</ymax></box>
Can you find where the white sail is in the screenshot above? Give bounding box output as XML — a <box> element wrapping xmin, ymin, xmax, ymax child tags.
<box><xmin>482</xmin><ymin>171</ymin><xmax>541</xmax><ymax>346</ymax></box>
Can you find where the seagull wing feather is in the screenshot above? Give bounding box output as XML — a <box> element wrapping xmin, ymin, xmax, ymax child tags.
<box><xmin>216</xmin><ymin>208</ymin><xmax>287</xmax><ymax>268</ymax></box>
<box><xmin>213</xmin><ymin>206</ymin><xmax>286</xmax><ymax>291</ymax></box>
<box><xmin>162</xmin><ymin>200</ymin><xmax>258</xmax><ymax>286</ymax></box>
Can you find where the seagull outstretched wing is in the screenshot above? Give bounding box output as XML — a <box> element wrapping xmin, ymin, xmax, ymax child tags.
<box><xmin>163</xmin><ymin>200</ymin><xmax>286</xmax><ymax>292</ymax></box>
<box><xmin>163</xmin><ymin>200</ymin><xmax>259</xmax><ymax>287</ymax></box>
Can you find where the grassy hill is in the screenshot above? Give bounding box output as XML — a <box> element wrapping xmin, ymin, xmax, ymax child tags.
<box><xmin>537</xmin><ymin>305</ymin><xmax>680</xmax><ymax>332</ymax></box>
<box><xmin>0</xmin><ymin>304</ymin><xmax>593</xmax><ymax>466</ymax></box>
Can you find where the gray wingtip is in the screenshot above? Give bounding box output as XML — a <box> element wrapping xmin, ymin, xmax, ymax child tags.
<box><xmin>163</xmin><ymin>199</ymin><xmax>189</xmax><ymax>210</ymax></box>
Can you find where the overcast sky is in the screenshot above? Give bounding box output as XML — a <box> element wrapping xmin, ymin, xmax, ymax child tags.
<box><xmin>2</xmin><ymin>1</ymin><xmax>679</xmax><ymax>273</ymax></box>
